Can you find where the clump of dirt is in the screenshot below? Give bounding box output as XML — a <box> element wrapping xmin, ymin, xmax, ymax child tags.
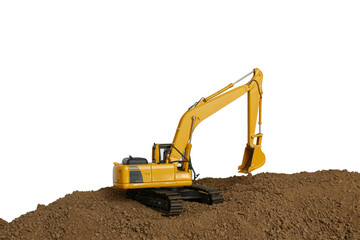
<box><xmin>1</xmin><ymin>170</ymin><xmax>360</xmax><ymax>239</ymax></box>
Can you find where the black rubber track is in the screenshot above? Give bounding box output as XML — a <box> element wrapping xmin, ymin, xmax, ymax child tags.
<box><xmin>125</xmin><ymin>185</ymin><xmax>223</xmax><ymax>216</ymax></box>
<box><xmin>126</xmin><ymin>188</ymin><xmax>183</xmax><ymax>216</ymax></box>
<box><xmin>184</xmin><ymin>184</ymin><xmax>224</xmax><ymax>204</ymax></box>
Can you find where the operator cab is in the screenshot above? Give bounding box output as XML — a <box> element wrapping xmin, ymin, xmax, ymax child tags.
<box><xmin>152</xmin><ymin>143</ymin><xmax>172</xmax><ymax>164</ymax></box>
<box><xmin>152</xmin><ymin>143</ymin><xmax>186</xmax><ymax>170</ymax></box>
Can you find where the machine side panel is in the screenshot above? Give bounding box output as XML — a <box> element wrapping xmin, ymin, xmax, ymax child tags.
<box><xmin>129</xmin><ymin>166</ymin><xmax>143</xmax><ymax>183</ymax></box>
<box><xmin>151</xmin><ymin>164</ymin><xmax>175</xmax><ymax>182</ymax></box>
<box><xmin>113</xmin><ymin>163</ymin><xmax>193</xmax><ymax>189</ymax></box>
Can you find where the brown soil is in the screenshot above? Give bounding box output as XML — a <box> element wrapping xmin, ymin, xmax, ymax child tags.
<box><xmin>0</xmin><ymin>219</ymin><xmax>7</xmax><ymax>231</ymax></box>
<box><xmin>1</xmin><ymin>170</ymin><xmax>360</xmax><ymax>240</ymax></box>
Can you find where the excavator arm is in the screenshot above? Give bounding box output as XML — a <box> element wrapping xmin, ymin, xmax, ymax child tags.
<box><xmin>169</xmin><ymin>68</ymin><xmax>265</xmax><ymax>173</ymax></box>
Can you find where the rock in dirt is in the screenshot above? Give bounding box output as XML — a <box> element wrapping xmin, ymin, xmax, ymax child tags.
<box><xmin>1</xmin><ymin>170</ymin><xmax>360</xmax><ymax>239</ymax></box>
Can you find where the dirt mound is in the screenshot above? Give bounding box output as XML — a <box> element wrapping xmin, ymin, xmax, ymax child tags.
<box><xmin>0</xmin><ymin>219</ymin><xmax>7</xmax><ymax>231</ymax></box>
<box><xmin>1</xmin><ymin>170</ymin><xmax>360</xmax><ymax>239</ymax></box>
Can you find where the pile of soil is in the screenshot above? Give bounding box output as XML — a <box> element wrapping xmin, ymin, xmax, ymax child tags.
<box><xmin>0</xmin><ymin>219</ymin><xmax>7</xmax><ymax>231</ymax></box>
<box><xmin>1</xmin><ymin>170</ymin><xmax>360</xmax><ymax>239</ymax></box>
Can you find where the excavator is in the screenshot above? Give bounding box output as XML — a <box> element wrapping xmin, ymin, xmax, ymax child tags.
<box><xmin>113</xmin><ymin>68</ymin><xmax>265</xmax><ymax>216</ymax></box>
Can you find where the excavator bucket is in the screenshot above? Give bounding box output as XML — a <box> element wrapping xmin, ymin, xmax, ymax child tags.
<box><xmin>238</xmin><ymin>145</ymin><xmax>265</xmax><ymax>173</ymax></box>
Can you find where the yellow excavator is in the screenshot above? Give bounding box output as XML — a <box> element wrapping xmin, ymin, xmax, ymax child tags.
<box><xmin>113</xmin><ymin>68</ymin><xmax>265</xmax><ymax>215</ymax></box>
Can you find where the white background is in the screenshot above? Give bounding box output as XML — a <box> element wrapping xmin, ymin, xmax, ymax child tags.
<box><xmin>1</xmin><ymin>1</ymin><xmax>359</xmax><ymax>222</ymax></box>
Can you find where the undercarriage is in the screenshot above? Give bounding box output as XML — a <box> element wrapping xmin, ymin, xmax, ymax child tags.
<box><xmin>125</xmin><ymin>185</ymin><xmax>224</xmax><ymax>216</ymax></box>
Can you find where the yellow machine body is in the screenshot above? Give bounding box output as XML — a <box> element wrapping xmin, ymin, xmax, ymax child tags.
<box><xmin>113</xmin><ymin>163</ymin><xmax>192</xmax><ymax>189</ymax></box>
<box><xmin>113</xmin><ymin>68</ymin><xmax>265</xmax><ymax>189</ymax></box>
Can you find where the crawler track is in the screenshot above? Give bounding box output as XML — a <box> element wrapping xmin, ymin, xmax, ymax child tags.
<box><xmin>126</xmin><ymin>188</ymin><xmax>183</xmax><ymax>216</ymax></box>
<box><xmin>184</xmin><ymin>184</ymin><xmax>224</xmax><ymax>204</ymax></box>
<box><xmin>126</xmin><ymin>185</ymin><xmax>223</xmax><ymax>216</ymax></box>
